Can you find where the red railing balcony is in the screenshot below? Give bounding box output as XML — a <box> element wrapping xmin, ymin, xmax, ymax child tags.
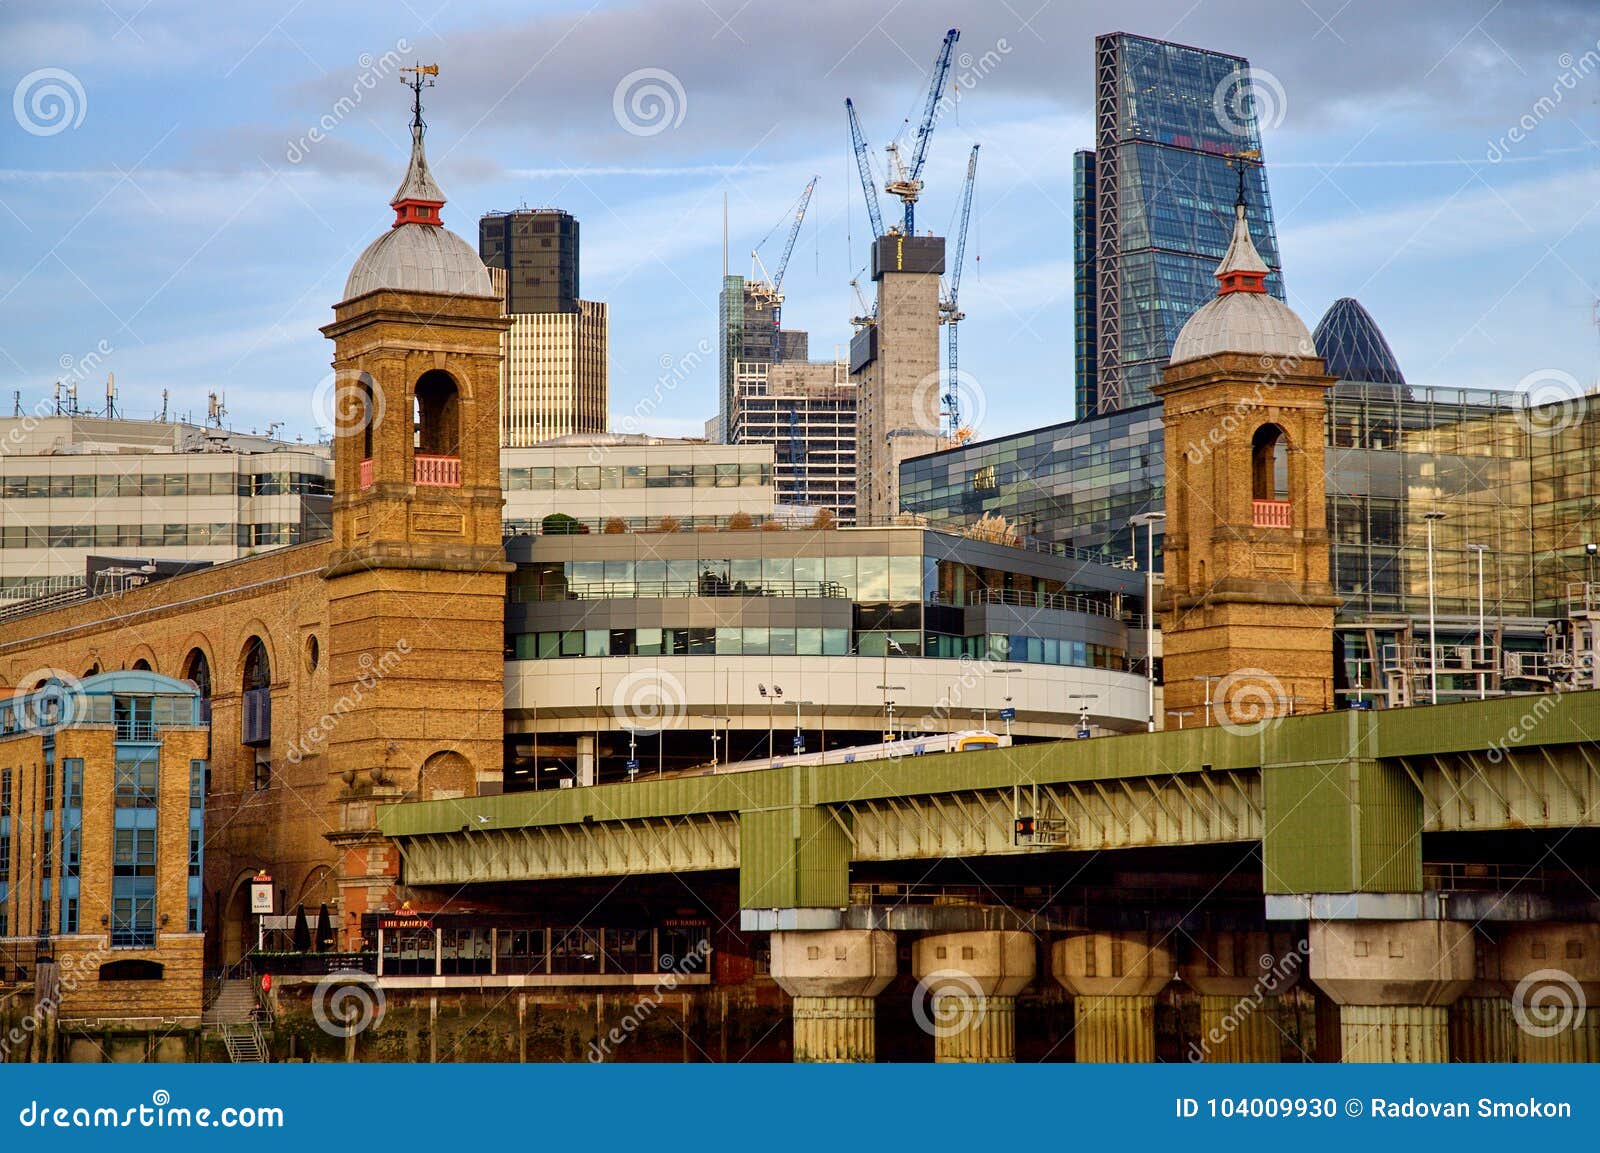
<box><xmin>359</xmin><ymin>459</ymin><xmax>375</xmax><ymax>489</ymax></box>
<box><xmin>415</xmin><ymin>454</ymin><xmax>462</xmax><ymax>487</ymax></box>
<box><xmin>1252</xmin><ymin>499</ymin><xmax>1292</xmax><ymax>528</ymax></box>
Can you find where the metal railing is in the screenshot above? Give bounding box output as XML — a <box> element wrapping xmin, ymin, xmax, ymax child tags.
<box><xmin>414</xmin><ymin>454</ymin><xmax>461</xmax><ymax>487</ymax></box>
<box><xmin>1423</xmin><ymin>862</ymin><xmax>1549</xmax><ymax>892</ymax></box>
<box><xmin>114</xmin><ymin>718</ymin><xmax>157</xmax><ymax>741</ymax></box>
<box><xmin>513</xmin><ymin>579</ymin><xmax>849</xmax><ymax>603</ymax></box>
<box><xmin>945</xmin><ymin>588</ymin><xmax>1118</xmax><ymax>619</ymax></box>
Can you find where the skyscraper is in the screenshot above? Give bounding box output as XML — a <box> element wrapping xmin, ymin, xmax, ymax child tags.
<box><xmin>480</xmin><ymin>209</ymin><xmax>608</xmax><ymax>445</ymax></box>
<box><xmin>715</xmin><ymin>275</ymin><xmax>777</xmax><ymax>443</ymax></box>
<box><xmin>1075</xmin><ymin>32</ymin><xmax>1285</xmax><ymax>416</ymax></box>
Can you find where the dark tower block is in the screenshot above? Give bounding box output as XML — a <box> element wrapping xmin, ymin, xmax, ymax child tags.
<box><xmin>319</xmin><ymin>66</ymin><xmax>512</xmax><ymax>840</ymax></box>
<box><xmin>1153</xmin><ymin>200</ymin><xmax>1339</xmax><ymax>728</ymax></box>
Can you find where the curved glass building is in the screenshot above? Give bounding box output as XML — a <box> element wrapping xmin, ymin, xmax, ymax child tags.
<box><xmin>1313</xmin><ymin>297</ymin><xmax>1407</xmax><ymax>387</ymax></box>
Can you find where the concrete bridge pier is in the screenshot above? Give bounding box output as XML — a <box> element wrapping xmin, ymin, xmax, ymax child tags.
<box><xmin>911</xmin><ymin>931</ymin><xmax>1036</xmax><ymax>1063</ymax></box>
<box><xmin>1448</xmin><ymin>931</ymin><xmax>1513</xmax><ymax>1063</ymax></box>
<box><xmin>1052</xmin><ymin>931</ymin><xmax>1175</xmax><ymax>1062</ymax></box>
<box><xmin>1181</xmin><ymin>931</ymin><xmax>1303</xmax><ymax>1062</ymax></box>
<box><xmin>769</xmin><ymin>929</ymin><xmax>896</xmax><ymax>1063</ymax></box>
<box><xmin>1498</xmin><ymin>923</ymin><xmax>1600</xmax><ymax>1063</ymax></box>
<box><xmin>1309</xmin><ymin>920</ymin><xmax>1474</xmax><ymax>1062</ymax></box>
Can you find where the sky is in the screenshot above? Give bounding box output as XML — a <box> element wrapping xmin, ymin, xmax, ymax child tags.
<box><xmin>2</xmin><ymin>0</ymin><xmax>1598</xmax><ymax>444</ymax></box>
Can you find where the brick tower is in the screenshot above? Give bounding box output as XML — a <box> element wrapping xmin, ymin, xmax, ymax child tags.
<box><xmin>319</xmin><ymin>69</ymin><xmax>513</xmax><ymax>934</ymax></box>
<box><xmin>1152</xmin><ymin>193</ymin><xmax>1339</xmax><ymax>729</ymax></box>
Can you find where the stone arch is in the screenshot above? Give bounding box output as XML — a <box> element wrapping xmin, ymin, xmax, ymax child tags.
<box><xmin>412</xmin><ymin>369</ymin><xmax>462</xmax><ymax>457</ymax></box>
<box><xmin>178</xmin><ymin>642</ymin><xmax>214</xmax><ymax>700</ymax></box>
<box><xmin>1250</xmin><ymin>422</ymin><xmax>1290</xmax><ymax>502</ymax></box>
<box><xmin>220</xmin><ymin>869</ymin><xmax>260</xmax><ymax>968</ymax></box>
<box><xmin>239</xmin><ymin>634</ymin><xmax>273</xmax><ymax>692</ymax></box>
<box><xmin>416</xmin><ymin>749</ymin><xmax>473</xmax><ymax>801</ymax></box>
<box><xmin>295</xmin><ymin>864</ymin><xmax>338</xmax><ymax>912</ymax></box>
<box><xmin>125</xmin><ymin>643</ymin><xmax>158</xmax><ymax>672</ymax></box>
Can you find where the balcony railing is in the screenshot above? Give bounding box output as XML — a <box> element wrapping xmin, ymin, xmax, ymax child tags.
<box><xmin>359</xmin><ymin>458</ymin><xmax>374</xmax><ymax>489</ymax></box>
<box><xmin>415</xmin><ymin>454</ymin><xmax>461</xmax><ymax>487</ymax></box>
<box><xmin>114</xmin><ymin>718</ymin><xmax>157</xmax><ymax>741</ymax></box>
<box><xmin>513</xmin><ymin>579</ymin><xmax>849</xmax><ymax>603</ymax></box>
<box><xmin>1252</xmin><ymin>499</ymin><xmax>1292</xmax><ymax>528</ymax></box>
<box><xmin>946</xmin><ymin>588</ymin><xmax>1118</xmax><ymax>619</ymax></box>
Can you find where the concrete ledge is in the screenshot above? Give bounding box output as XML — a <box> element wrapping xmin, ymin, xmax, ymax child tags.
<box><xmin>740</xmin><ymin>907</ymin><xmax>844</xmax><ymax>932</ymax></box>
<box><xmin>1268</xmin><ymin>891</ymin><xmax>1600</xmax><ymax>922</ymax></box>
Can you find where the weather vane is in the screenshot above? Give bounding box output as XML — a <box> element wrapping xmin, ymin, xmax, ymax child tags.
<box><xmin>1226</xmin><ymin>148</ymin><xmax>1261</xmax><ymax>207</ymax></box>
<box><xmin>400</xmin><ymin>62</ymin><xmax>439</xmax><ymax>130</ymax></box>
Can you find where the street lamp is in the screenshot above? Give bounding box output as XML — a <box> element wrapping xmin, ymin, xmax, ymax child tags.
<box><xmin>1424</xmin><ymin>511</ymin><xmax>1447</xmax><ymax>706</ymax></box>
<box><xmin>1130</xmin><ymin>511</ymin><xmax>1166</xmax><ymax>732</ymax></box>
<box><xmin>991</xmin><ymin>665</ymin><xmax>1022</xmax><ymax>739</ymax></box>
<box><xmin>758</xmin><ymin>684</ymin><xmax>783</xmax><ymax>766</ymax></box>
<box><xmin>1194</xmin><ymin>675</ymin><xmax>1222</xmax><ymax>728</ymax></box>
<box><xmin>1166</xmin><ymin>709</ymin><xmax>1195</xmax><ymax>729</ymax></box>
<box><xmin>1466</xmin><ymin>543</ymin><xmax>1488</xmax><ymax>700</ymax></box>
<box><xmin>791</xmin><ymin>699</ymin><xmax>813</xmax><ymax>756</ymax></box>
<box><xmin>876</xmin><ymin>638</ymin><xmax>907</xmax><ymax>742</ymax></box>
<box><xmin>703</xmin><ymin>714</ymin><xmax>730</xmax><ymax>771</ymax></box>
<box><xmin>1068</xmin><ymin>692</ymin><xmax>1098</xmax><ymax>739</ymax></box>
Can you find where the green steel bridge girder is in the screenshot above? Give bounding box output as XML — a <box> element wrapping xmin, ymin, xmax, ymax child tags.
<box><xmin>379</xmin><ymin>690</ymin><xmax>1600</xmax><ymax>903</ymax></box>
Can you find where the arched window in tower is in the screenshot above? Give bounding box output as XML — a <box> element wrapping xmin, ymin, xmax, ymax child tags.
<box><xmin>413</xmin><ymin>370</ymin><xmax>462</xmax><ymax>486</ymax></box>
<box><xmin>241</xmin><ymin>637</ymin><xmax>272</xmax><ymax>748</ymax></box>
<box><xmin>182</xmin><ymin>648</ymin><xmax>212</xmax><ymax>721</ymax></box>
<box><xmin>1251</xmin><ymin>424</ymin><xmax>1292</xmax><ymax>528</ymax></box>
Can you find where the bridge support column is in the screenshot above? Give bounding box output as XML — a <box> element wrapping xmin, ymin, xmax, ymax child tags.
<box><xmin>1052</xmin><ymin>932</ymin><xmax>1174</xmax><ymax>1062</ymax></box>
<box><xmin>911</xmin><ymin>931</ymin><xmax>1035</xmax><ymax>1063</ymax></box>
<box><xmin>1499</xmin><ymin>924</ymin><xmax>1600</xmax><ymax>1063</ymax></box>
<box><xmin>1309</xmin><ymin>921</ymin><xmax>1473</xmax><ymax>1063</ymax></box>
<box><xmin>1448</xmin><ymin>931</ymin><xmax>1512</xmax><ymax>1063</ymax></box>
<box><xmin>770</xmin><ymin>930</ymin><xmax>895</xmax><ymax>1063</ymax></box>
<box><xmin>1182</xmin><ymin>931</ymin><xmax>1305</xmax><ymax>1062</ymax></box>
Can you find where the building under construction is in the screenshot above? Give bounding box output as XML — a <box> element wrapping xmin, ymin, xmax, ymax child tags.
<box><xmin>728</xmin><ymin>354</ymin><xmax>858</xmax><ymax>524</ymax></box>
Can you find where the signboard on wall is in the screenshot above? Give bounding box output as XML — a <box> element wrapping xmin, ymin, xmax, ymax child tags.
<box><xmin>250</xmin><ymin>872</ymin><xmax>274</xmax><ymax>915</ymax></box>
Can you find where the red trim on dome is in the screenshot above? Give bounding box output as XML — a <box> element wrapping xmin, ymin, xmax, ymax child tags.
<box><xmin>393</xmin><ymin>199</ymin><xmax>444</xmax><ymax>228</ymax></box>
<box><xmin>1218</xmin><ymin>268</ymin><xmax>1267</xmax><ymax>295</ymax></box>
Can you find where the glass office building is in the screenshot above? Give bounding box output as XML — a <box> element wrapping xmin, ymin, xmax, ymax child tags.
<box><xmin>1075</xmin><ymin>32</ymin><xmax>1285</xmax><ymax>416</ymax></box>
<box><xmin>904</xmin><ymin>298</ymin><xmax>1600</xmax><ymax>640</ymax></box>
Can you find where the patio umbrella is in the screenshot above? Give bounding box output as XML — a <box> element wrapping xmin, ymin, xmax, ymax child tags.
<box><xmin>290</xmin><ymin>904</ymin><xmax>311</xmax><ymax>953</ymax></box>
<box><xmin>315</xmin><ymin>903</ymin><xmax>336</xmax><ymax>953</ymax></box>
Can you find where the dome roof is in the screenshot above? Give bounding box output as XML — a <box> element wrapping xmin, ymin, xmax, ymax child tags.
<box><xmin>1312</xmin><ymin>297</ymin><xmax>1406</xmax><ymax>385</ymax></box>
<box><xmin>340</xmin><ymin>117</ymin><xmax>494</xmax><ymax>302</ymax></box>
<box><xmin>1170</xmin><ymin>203</ymin><xmax>1312</xmax><ymax>365</ymax></box>
<box><xmin>1171</xmin><ymin>292</ymin><xmax>1314</xmax><ymax>363</ymax></box>
<box><xmin>344</xmin><ymin>225</ymin><xmax>493</xmax><ymax>300</ymax></box>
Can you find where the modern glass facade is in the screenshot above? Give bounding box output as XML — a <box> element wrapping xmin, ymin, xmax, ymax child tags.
<box><xmin>902</xmin><ymin>380</ymin><xmax>1600</xmax><ymax>627</ymax></box>
<box><xmin>479</xmin><ymin>209</ymin><xmax>580</xmax><ymax>315</ymax></box>
<box><xmin>1313</xmin><ymin>297</ymin><xmax>1406</xmax><ymax>386</ymax></box>
<box><xmin>1076</xmin><ymin>33</ymin><xmax>1284</xmax><ymax>416</ymax></box>
<box><xmin>899</xmin><ymin>404</ymin><xmax>1166</xmax><ymax>569</ymax></box>
<box><xmin>716</xmin><ymin>275</ymin><xmax>777</xmax><ymax>443</ymax></box>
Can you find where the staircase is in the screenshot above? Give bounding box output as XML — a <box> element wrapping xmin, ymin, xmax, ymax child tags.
<box><xmin>204</xmin><ymin>978</ymin><xmax>269</xmax><ymax>1062</ymax></box>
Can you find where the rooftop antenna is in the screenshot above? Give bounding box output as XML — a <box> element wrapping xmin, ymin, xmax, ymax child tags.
<box><xmin>207</xmin><ymin>391</ymin><xmax>226</xmax><ymax>428</ymax></box>
<box><xmin>722</xmin><ymin>192</ymin><xmax>729</xmax><ymax>280</ymax></box>
<box><xmin>400</xmin><ymin>62</ymin><xmax>438</xmax><ymax>130</ymax></box>
<box><xmin>105</xmin><ymin>372</ymin><xmax>116</xmax><ymax>419</ymax></box>
<box><xmin>160</xmin><ymin>389</ymin><xmax>169</xmax><ymax>422</ymax></box>
<box><xmin>12</xmin><ymin>391</ymin><xmax>19</xmax><ymax>417</ymax></box>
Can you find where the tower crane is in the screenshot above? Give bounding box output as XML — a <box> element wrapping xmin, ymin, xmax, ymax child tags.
<box><xmin>939</xmin><ymin>145</ymin><xmax>979</xmax><ymax>440</ymax></box>
<box><xmin>749</xmin><ymin>176</ymin><xmax>818</xmax><ymax>363</ymax></box>
<box><xmin>883</xmin><ymin>27</ymin><xmax>959</xmax><ymax>235</ymax></box>
<box><xmin>846</xmin><ymin>99</ymin><xmax>886</xmax><ymax>241</ymax></box>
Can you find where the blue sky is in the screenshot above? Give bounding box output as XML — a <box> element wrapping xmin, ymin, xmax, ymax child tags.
<box><xmin>2</xmin><ymin>0</ymin><xmax>1597</xmax><ymax>443</ymax></box>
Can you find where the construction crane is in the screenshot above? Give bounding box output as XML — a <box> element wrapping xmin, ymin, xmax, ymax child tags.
<box><xmin>749</xmin><ymin>176</ymin><xmax>818</xmax><ymax>364</ymax></box>
<box><xmin>883</xmin><ymin>27</ymin><xmax>959</xmax><ymax>235</ymax></box>
<box><xmin>846</xmin><ymin>99</ymin><xmax>886</xmax><ymax>241</ymax></box>
<box><xmin>939</xmin><ymin>144</ymin><xmax>979</xmax><ymax>440</ymax></box>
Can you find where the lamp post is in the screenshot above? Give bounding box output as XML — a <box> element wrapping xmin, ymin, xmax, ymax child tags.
<box><xmin>1166</xmin><ymin>710</ymin><xmax>1195</xmax><ymax>729</ymax></box>
<box><xmin>703</xmin><ymin>714</ymin><xmax>729</xmax><ymax>772</ymax></box>
<box><xmin>1466</xmin><ymin>542</ymin><xmax>1488</xmax><ymax>700</ymax></box>
<box><xmin>1424</xmin><ymin>511</ymin><xmax>1447</xmax><ymax>705</ymax></box>
<box><xmin>758</xmin><ymin>684</ymin><xmax>783</xmax><ymax>766</ymax></box>
<box><xmin>876</xmin><ymin>638</ymin><xmax>907</xmax><ymax>743</ymax></box>
<box><xmin>1130</xmin><ymin>511</ymin><xmax>1166</xmax><ymax>732</ymax></box>
<box><xmin>791</xmin><ymin>699</ymin><xmax>813</xmax><ymax>756</ymax></box>
<box><xmin>1194</xmin><ymin>675</ymin><xmax>1222</xmax><ymax>728</ymax></box>
<box><xmin>991</xmin><ymin>664</ymin><xmax>1021</xmax><ymax>740</ymax></box>
<box><xmin>1068</xmin><ymin>693</ymin><xmax>1098</xmax><ymax>739</ymax></box>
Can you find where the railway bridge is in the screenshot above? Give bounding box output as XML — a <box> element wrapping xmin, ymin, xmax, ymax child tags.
<box><xmin>376</xmin><ymin>690</ymin><xmax>1600</xmax><ymax>1063</ymax></box>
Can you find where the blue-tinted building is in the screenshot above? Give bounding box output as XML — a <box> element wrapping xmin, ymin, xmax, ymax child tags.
<box><xmin>1314</xmin><ymin>297</ymin><xmax>1407</xmax><ymax>387</ymax></box>
<box><xmin>1075</xmin><ymin>32</ymin><xmax>1285</xmax><ymax>416</ymax></box>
